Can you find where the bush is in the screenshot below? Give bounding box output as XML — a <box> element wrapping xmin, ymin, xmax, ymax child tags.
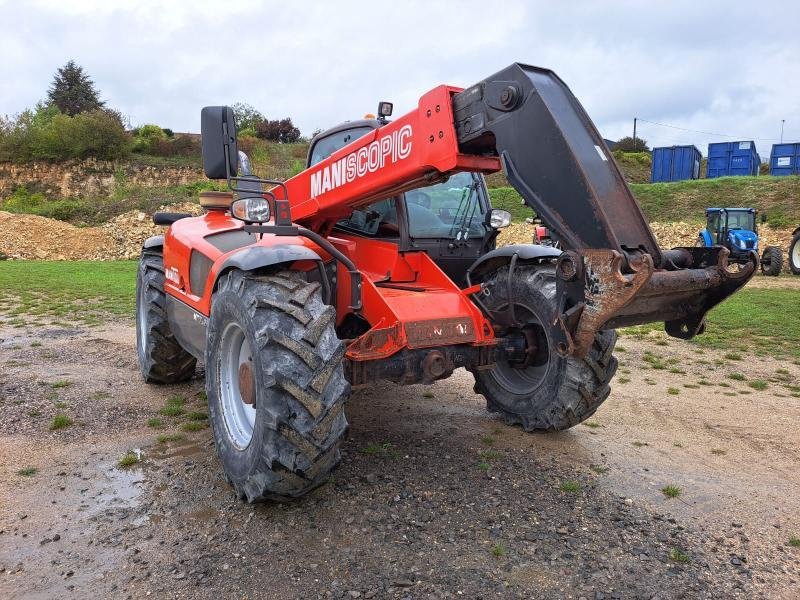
<box><xmin>0</xmin><ymin>105</ymin><xmax>131</xmax><ymax>162</ymax></box>
<box><xmin>615</xmin><ymin>136</ymin><xmax>650</xmax><ymax>152</ymax></box>
<box><xmin>255</xmin><ymin>118</ymin><xmax>301</xmax><ymax>143</ymax></box>
<box><xmin>132</xmin><ymin>124</ymin><xmax>167</xmax><ymax>153</ymax></box>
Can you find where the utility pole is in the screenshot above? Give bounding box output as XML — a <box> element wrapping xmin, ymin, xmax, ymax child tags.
<box><xmin>781</xmin><ymin>119</ymin><xmax>785</xmax><ymax>143</ymax></box>
<box><xmin>633</xmin><ymin>117</ymin><xmax>637</xmax><ymax>151</ymax></box>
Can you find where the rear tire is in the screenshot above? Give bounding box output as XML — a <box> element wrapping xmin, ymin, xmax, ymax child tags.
<box><xmin>761</xmin><ymin>245</ymin><xmax>783</xmax><ymax>277</ymax></box>
<box><xmin>136</xmin><ymin>249</ymin><xmax>197</xmax><ymax>383</ymax></box>
<box><xmin>206</xmin><ymin>270</ymin><xmax>349</xmax><ymax>502</ymax></box>
<box><xmin>471</xmin><ymin>263</ymin><xmax>618</xmax><ymax>431</ymax></box>
<box><xmin>789</xmin><ymin>233</ymin><xmax>800</xmax><ymax>275</ymax></box>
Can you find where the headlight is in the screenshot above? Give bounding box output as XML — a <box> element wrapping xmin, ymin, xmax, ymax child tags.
<box><xmin>231</xmin><ymin>197</ymin><xmax>271</xmax><ymax>223</ymax></box>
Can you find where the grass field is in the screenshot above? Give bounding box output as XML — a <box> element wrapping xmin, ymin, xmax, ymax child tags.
<box><xmin>0</xmin><ymin>261</ymin><xmax>797</xmax><ymax>361</ymax></box>
<box><xmin>0</xmin><ymin>261</ymin><xmax>136</xmax><ymax>326</ymax></box>
<box><xmin>621</xmin><ymin>288</ymin><xmax>800</xmax><ymax>360</ymax></box>
<box><xmin>489</xmin><ymin>175</ymin><xmax>800</xmax><ymax>225</ymax></box>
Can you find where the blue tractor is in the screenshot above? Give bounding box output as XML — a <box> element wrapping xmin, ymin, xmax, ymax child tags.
<box><xmin>699</xmin><ymin>208</ymin><xmax>782</xmax><ymax>276</ymax></box>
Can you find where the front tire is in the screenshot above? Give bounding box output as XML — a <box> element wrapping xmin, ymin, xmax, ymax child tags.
<box><xmin>206</xmin><ymin>270</ymin><xmax>349</xmax><ymax>502</ymax></box>
<box><xmin>760</xmin><ymin>245</ymin><xmax>783</xmax><ymax>277</ymax></box>
<box><xmin>471</xmin><ymin>263</ymin><xmax>618</xmax><ymax>431</ymax></box>
<box><xmin>136</xmin><ymin>249</ymin><xmax>197</xmax><ymax>383</ymax></box>
<box><xmin>789</xmin><ymin>233</ymin><xmax>800</xmax><ymax>275</ymax></box>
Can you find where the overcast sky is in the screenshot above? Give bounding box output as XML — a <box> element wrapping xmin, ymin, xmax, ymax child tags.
<box><xmin>1</xmin><ymin>0</ymin><xmax>798</xmax><ymax>156</ymax></box>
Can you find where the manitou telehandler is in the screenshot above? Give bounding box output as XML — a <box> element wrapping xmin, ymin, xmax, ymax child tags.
<box><xmin>137</xmin><ymin>63</ymin><xmax>756</xmax><ymax>502</ymax></box>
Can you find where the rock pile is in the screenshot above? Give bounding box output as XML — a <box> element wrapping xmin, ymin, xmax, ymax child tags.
<box><xmin>498</xmin><ymin>221</ymin><xmax>795</xmax><ymax>254</ymax></box>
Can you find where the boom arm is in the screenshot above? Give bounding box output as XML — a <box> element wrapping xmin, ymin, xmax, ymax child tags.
<box><xmin>270</xmin><ymin>63</ymin><xmax>754</xmax><ymax>356</ymax></box>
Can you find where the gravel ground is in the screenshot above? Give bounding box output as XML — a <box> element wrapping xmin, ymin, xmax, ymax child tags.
<box><xmin>1</xmin><ymin>321</ymin><xmax>799</xmax><ymax>599</ymax></box>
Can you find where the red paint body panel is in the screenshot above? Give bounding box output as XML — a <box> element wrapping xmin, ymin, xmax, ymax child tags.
<box><xmin>163</xmin><ymin>83</ymin><xmax>503</xmax><ymax>361</ymax></box>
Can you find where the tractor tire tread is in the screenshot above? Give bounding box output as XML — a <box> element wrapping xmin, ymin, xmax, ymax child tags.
<box><xmin>208</xmin><ymin>270</ymin><xmax>349</xmax><ymax>503</ymax></box>
<box><xmin>136</xmin><ymin>250</ymin><xmax>196</xmax><ymax>384</ymax></box>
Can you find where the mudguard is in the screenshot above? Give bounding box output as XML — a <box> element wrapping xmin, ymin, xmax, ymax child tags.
<box><xmin>698</xmin><ymin>230</ymin><xmax>713</xmax><ymax>247</ymax></box>
<box><xmin>143</xmin><ymin>235</ymin><xmax>165</xmax><ymax>251</ymax></box>
<box><xmin>213</xmin><ymin>244</ymin><xmax>324</xmax><ymax>290</ymax></box>
<box><xmin>467</xmin><ymin>244</ymin><xmax>561</xmax><ymax>283</ymax></box>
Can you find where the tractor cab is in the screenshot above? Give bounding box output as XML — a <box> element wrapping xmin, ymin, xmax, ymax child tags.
<box><xmin>699</xmin><ymin>207</ymin><xmax>782</xmax><ymax>275</ymax></box>
<box><xmin>700</xmin><ymin>208</ymin><xmax>758</xmax><ymax>257</ymax></box>
<box><xmin>306</xmin><ymin>116</ymin><xmax>509</xmax><ymax>284</ymax></box>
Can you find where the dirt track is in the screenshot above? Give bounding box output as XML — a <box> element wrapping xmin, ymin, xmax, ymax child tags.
<box><xmin>1</xmin><ymin>321</ymin><xmax>799</xmax><ymax>599</ymax></box>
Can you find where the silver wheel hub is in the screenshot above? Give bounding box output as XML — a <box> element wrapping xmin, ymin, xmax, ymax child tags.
<box><xmin>218</xmin><ymin>322</ymin><xmax>257</xmax><ymax>450</ymax></box>
<box><xmin>793</xmin><ymin>242</ymin><xmax>800</xmax><ymax>268</ymax></box>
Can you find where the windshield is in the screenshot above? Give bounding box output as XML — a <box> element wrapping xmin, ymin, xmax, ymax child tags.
<box><xmin>406</xmin><ymin>172</ymin><xmax>486</xmax><ymax>239</ymax></box>
<box><xmin>309</xmin><ymin>126</ymin><xmax>373</xmax><ymax>166</ymax></box>
<box><xmin>726</xmin><ymin>211</ymin><xmax>754</xmax><ymax>230</ymax></box>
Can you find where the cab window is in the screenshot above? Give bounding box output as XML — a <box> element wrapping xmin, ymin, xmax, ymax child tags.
<box><xmin>309</xmin><ymin>126</ymin><xmax>373</xmax><ymax>166</ymax></box>
<box><xmin>406</xmin><ymin>173</ymin><xmax>487</xmax><ymax>239</ymax></box>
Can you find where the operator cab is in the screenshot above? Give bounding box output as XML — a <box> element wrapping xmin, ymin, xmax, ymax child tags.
<box><xmin>307</xmin><ymin>116</ymin><xmax>500</xmax><ymax>284</ymax></box>
<box><xmin>702</xmin><ymin>208</ymin><xmax>758</xmax><ymax>257</ymax></box>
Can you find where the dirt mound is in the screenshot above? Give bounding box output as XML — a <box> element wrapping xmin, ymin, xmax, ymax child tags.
<box><xmin>101</xmin><ymin>201</ymin><xmax>202</xmax><ymax>259</ymax></box>
<box><xmin>0</xmin><ymin>202</ymin><xmax>202</xmax><ymax>261</ymax></box>
<box><xmin>0</xmin><ymin>211</ymin><xmax>116</xmax><ymax>260</ymax></box>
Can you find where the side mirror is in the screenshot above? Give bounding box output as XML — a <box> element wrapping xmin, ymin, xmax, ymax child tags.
<box><xmin>201</xmin><ymin>106</ymin><xmax>238</xmax><ymax>180</ymax></box>
<box><xmin>489</xmin><ymin>209</ymin><xmax>512</xmax><ymax>229</ymax></box>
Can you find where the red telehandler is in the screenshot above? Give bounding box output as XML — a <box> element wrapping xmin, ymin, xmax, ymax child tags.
<box><xmin>136</xmin><ymin>63</ymin><xmax>755</xmax><ymax>502</ymax></box>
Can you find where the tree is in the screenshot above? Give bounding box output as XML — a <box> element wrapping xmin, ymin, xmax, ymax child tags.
<box><xmin>255</xmin><ymin>118</ymin><xmax>301</xmax><ymax>143</ymax></box>
<box><xmin>232</xmin><ymin>102</ymin><xmax>265</xmax><ymax>132</ymax></box>
<box><xmin>47</xmin><ymin>60</ymin><xmax>104</xmax><ymax>116</ymax></box>
<box><xmin>615</xmin><ymin>136</ymin><xmax>649</xmax><ymax>152</ymax></box>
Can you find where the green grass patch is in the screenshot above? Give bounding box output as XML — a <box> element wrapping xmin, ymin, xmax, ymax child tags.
<box><xmin>156</xmin><ymin>433</ymin><xmax>186</xmax><ymax>444</ymax></box>
<box><xmin>50</xmin><ymin>380</ymin><xmax>71</xmax><ymax>388</ymax></box>
<box><xmin>159</xmin><ymin>395</ymin><xmax>185</xmax><ymax>417</ymax></box>
<box><xmin>711</xmin><ymin>448</ymin><xmax>726</xmax><ymax>455</ymax></box>
<box><xmin>147</xmin><ymin>417</ymin><xmax>164</xmax><ymax>429</ymax></box>
<box><xmin>478</xmin><ymin>449</ymin><xmax>502</xmax><ymax>461</ymax></box>
<box><xmin>480</xmin><ymin>435</ymin><xmax>495</xmax><ymax>446</ymax></box>
<box><xmin>621</xmin><ymin>288</ymin><xmax>800</xmax><ymax>360</ymax></box>
<box><xmin>727</xmin><ymin>373</ymin><xmax>746</xmax><ymax>381</ymax></box>
<box><xmin>630</xmin><ymin>175</ymin><xmax>800</xmax><ymax>223</ymax></box>
<box><xmin>181</xmin><ymin>421</ymin><xmax>208</xmax><ymax>432</ymax></box>
<box><xmin>490</xmin><ymin>543</ymin><xmax>506</xmax><ymax>557</ymax></box>
<box><xmin>583</xmin><ymin>421</ymin><xmax>601</xmax><ymax>428</ymax></box>
<box><xmin>748</xmin><ymin>380</ymin><xmax>768</xmax><ymax>390</ymax></box>
<box><xmin>49</xmin><ymin>413</ymin><xmax>72</xmax><ymax>430</ymax></box>
<box><xmin>724</xmin><ymin>352</ymin><xmax>743</xmax><ymax>361</ymax></box>
<box><xmin>559</xmin><ymin>480</ymin><xmax>581</xmax><ymax>494</ymax></box>
<box><xmin>361</xmin><ymin>442</ymin><xmax>400</xmax><ymax>459</ymax></box>
<box><xmin>590</xmin><ymin>465</ymin><xmax>609</xmax><ymax>474</ymax></box>
<box><xmin>0</xmin><ymin>261</ymin><xmax>136</xmax><ymax>324</ymax></box>
<box><xmin>118</xmin><ymin>451</ymin><xmax>141</xmax><ymax>468</ymax></box>
<box><xmin>789</xmin><ymin>537</ymin><xmax>800</xmax><ymax>548</ymax></box>
<box><xmin>669</xmin><ymin>548</ymin><xmax>690</xmax><ymax>563</ymax></box>
<box><xmin>667</xmin><ymin>387</ymin><xmax>680</xmax><ymax>395</ymax></box>
<box><xmin>185</xmin><ymin>411</ymin><xmax>208</xmax><ymax>421</ymax></box>
<box><xmin>17</xmin><ymin>467</ymin><xmax>37</xmax><ymax>476</ymax></box>
<box><xmin>661</xmin><ymin>485</ymin><xmax>682</xmax><ymax>498</ymax></box>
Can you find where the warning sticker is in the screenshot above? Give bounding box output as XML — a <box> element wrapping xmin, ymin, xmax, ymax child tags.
<box><xmin>738</xmin><ymin>141</ymin><xmax>751</xmax><ymax>150</ymax></box>
<box><xmin>777</xmin><ymin>157</ymin><xmax>791</xmax><ymax>167</ymax></box>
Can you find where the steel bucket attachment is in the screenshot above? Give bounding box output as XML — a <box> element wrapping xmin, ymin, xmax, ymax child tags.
<box><xmin>552</xmin><ymin>246</ymin><xmax>755</xmax><ymax>357</ymax></box>
<box><xmin>453</xmin><ymin>63</ymin><xmax>757</xmax><ymax>357</ymax></box>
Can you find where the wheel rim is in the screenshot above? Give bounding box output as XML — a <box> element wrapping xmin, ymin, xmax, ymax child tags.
<box><xmin>490</xmin><ymin>305</ymin><xmax>551</xmax><ymax>395</ymax></box>
<box><xmin>792</xmin><ymin>243</ymin><xmax>800</xmax><ymax>269</ymax></box>
<box><xmin>136</xmin><ymin>275</ymin><xmax>148</xmax><ymax>354</ymax></box>
<box><xmin>218</xmin><ymin>322</ymin><xmax>257</xmax><ymax>450</ymax></box>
